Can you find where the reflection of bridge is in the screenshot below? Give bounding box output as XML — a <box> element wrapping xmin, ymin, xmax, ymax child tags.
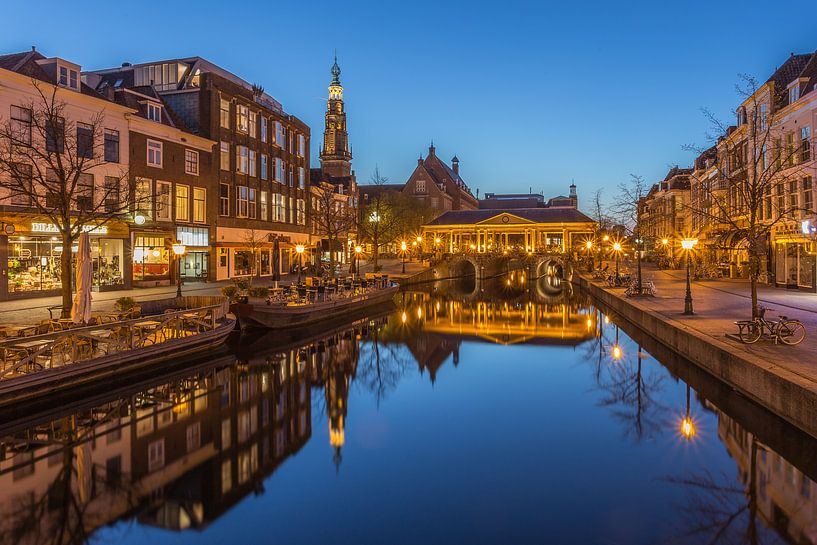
<box><xmin>402</xmin><ymin>292</ymin><xmax>597</xmax><ymax>347</ymax></box>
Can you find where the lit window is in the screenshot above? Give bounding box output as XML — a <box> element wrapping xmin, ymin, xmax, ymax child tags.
<box><xmin>249</xmin><ymin>150</ymin><xmax>257</xmax><ymax>177</ymax></box>
<box><xmin>185</xmin><ymin>149</ymin><xmax>199</xmax><ymax>176</ymax></box>
<box><xmin>193</xmin><ymin>187</ymin><xmax>206</xmax><ymax>222</ymax></box>
<box><xmin>236</xmin><ymin>104</ymin><xmax>249</xmax><ymax>133</ymax></box>
<box><xmin>249</xmin><ymin>188</ymin><xmax>257</xmax><ymax>219</ymax></box>
<box><xmin>299</xmin><ymin>167</ymin><xmax>305</xmax><ymax>188</ymax></box>
<box><xmin>249</xmin><ymin>111</ymin><xmax>257</xmax><ymax>138</ymax></box>
<box><xmin>237</xmin><ymin>186</ymin><xmax>249</xmax><ymax>218</ymax></box>
<box><xmin>147</xmin><ymin>140</ymin><xmax>162</xmax><ymax>167</ymax></box>
<box><xmin>176</xmin><ymin>184</ymin><xmax>189</xmax><ymax>221</ymax></box>
<box><xmin>260</xmin><ymin>190</ymin><xmax>268</xmax><ymax>221</ymax></box>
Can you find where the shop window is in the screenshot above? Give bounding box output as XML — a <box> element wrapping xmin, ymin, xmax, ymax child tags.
<box><xmin>234</xmin><ymin>251</ymin><xmax>252</xmax><ymax>276</ymax></box>
<box><xmin>133</xmin><ymin>236</ymin><xmax>169</xmax><ymax>280</ymax></box>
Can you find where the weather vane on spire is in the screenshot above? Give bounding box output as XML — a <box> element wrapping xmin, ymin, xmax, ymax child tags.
<box><xmin>331</xmin><ymin>50</ymin><xmax>341</xmax><ymax>85</ymax></box>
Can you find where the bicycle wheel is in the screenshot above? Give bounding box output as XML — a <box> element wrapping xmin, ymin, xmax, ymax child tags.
<box><xmin>739</xmin><ymin>321</ymin><xmax>762</xmax><ymax>344</ymax></box>
<box><xmin>779</xmin><ymin>321</ymin><xmax>806</xmax><ymax>345</ymax></box>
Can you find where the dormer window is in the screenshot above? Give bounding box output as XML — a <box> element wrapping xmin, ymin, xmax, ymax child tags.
<box><xmin>58</xmin><ymin>66</ymin><xmax>79</xmax><ymax>90</ymax></box>
<box><xmin>789</xmin><ymin>85</ymin><xmax>800</xmax><ymax>105</ymax></box>
<box><xmin>147</xmin><ymin>102</ymin><xmax>162</xmax><ymax>123</ymax></box>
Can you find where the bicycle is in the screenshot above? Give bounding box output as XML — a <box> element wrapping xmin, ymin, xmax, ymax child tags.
<box><xmin>735</xmin><ymin>306</ymin><xmax>806</xmax><ymax>345</ymax></box>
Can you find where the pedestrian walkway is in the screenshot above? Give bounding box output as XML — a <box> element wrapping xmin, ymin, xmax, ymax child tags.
<box><xmin>0</xmin><ymin>258</ymin><xmax>427</xmax><ymax>325</ymax></box>
<box><xmin>595</xmin><ymin>262</ymin><xmax>817</xmax><ymax>388</ymax></box>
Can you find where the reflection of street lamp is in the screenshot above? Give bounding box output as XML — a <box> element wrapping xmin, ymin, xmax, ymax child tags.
<box><xmin>680</xmin><ymin>384</ymin><xmax>696</xmax><ymax>440</ymax></box>
<box><xmin>400</xmin><ymin>240</ymin><xmax>407</xmax><ymax>274</ymax></box>
<box><xmin>611</xmin><ymin>324</ymin><xmax>622</xmax><ymax>361</ymax></box>
<box><xmin>296</xmin><ymin>244</ymin><xmax>305</xmax><ymax>284</ymax></box>
<box><xmin>681</xmin><ymin>238</ymin><xmax>698</xmax><ymax>315</ymax></box>
<box><xmin>172</xmin><ymin>243</ymin><xmax>186</xmax><ymax>298</ymax></box>
<box><xmin>354</xmin><ymin>245</ymin><xmax>362</xmax><ymax>279</ymax></box>
<box><xmin>612</xmin><ymin>241</ymin><xmax>622</xmax><ymax>285</ymax></box>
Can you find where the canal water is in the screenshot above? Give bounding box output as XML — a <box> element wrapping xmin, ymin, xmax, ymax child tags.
<box><xmin>1</xmin><ymin>276</ymin><xmax>814</xmax><ymax>545</ymax></box>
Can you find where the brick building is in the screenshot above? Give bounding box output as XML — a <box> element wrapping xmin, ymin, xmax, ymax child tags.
<box><xmin>401</xmin><ymin>143</ymin><xmax>478</xmax><ymax>214</ymax></box>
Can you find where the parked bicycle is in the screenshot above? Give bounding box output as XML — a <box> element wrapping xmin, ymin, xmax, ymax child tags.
<box><xmin>735</xmin><ymin>306</ymin><xmax>806</xmax><ymax>345</ymax></box>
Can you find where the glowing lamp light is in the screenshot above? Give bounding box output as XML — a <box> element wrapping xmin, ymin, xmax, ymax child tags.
<box><xmin>417</xmin><ymin>307</ymin><xmax>422</xmax><ymax>319</ymax></box>
<box><xmin>469</xmin><ymin>244</ymin><xmax>476</xmax><ymax>250</ymax></box>
<box><xmin>172</xmin><ymin>243</ymin><xmax>186</xmax><ymax>256</ymax></box>
<box><xmin>401</xmin><ymin>311</ymin><xmax>407</xmax><ymax>324</ymax></box>
<box><xmin>134</xmin><ymin>214</ymin><xmax>146</xmax><ymax>225</ymax></box>
<box><xmin>354</xmin><ymin>245</ymin><xmax>362</xmax><ymax>254</ymax></box>
<box><xmin>680</xmin><ymin>417</ymin><xmax>696</xmax><ymax>440</ymax></box>
<box><xmin>416</xmin><ymin>236</ymin><xmax>423</xmax><ymax>243</ymax></box>
<box><xmin>613</xmin><ymin>242</ymin><xmax>622</xmax><ymax>252</ymax></box>
<box><xmin>681</xmin><ymin>238</ymin><xmax>698</xmax><ymax>251</ymax></box>
<box><xmin>661</xmin><ymin>238</ymin><xmax>669</xmax><ymax>246</ymax></box>
<box><xmin>401</xmin><ymin>241</ymin><xmax>407</xmax><ymax>252</ymax></box>
<box><xmin>586</xmin><ymin>317</ymin><xmax>593</xmax><ymax>329</ymax></box>
<box><xmin>612</xmin><ymin>344</ymin><xmax>622</xmax><ymax>361</ymax></box>
<box><xmin>412</xmin><ymin>241</ymin><xmax>417</xmax><ymax>247</ymax></box>
<box><xmin>295</xmin><ymin>244</ymin><xmax>305</xmax><ymax>254</ymax></box>
<box><xmin>41</xmin><ymin>257</ymin><xmax>48</xmax><ymax>267</ymax></box>
<box><xmin>435</xmin><ymin>238</ymin><xmax>441</xmax><ymax>244</ymax></box>
<box><xmin>585</xmin><ymin>240</ymin><xmax>593</xmax><ymax>250</ymax></box>
<box><xmin>603</xmin><ymin>234</ymin><xmax>610</xmax><ymax>241</ymax></box>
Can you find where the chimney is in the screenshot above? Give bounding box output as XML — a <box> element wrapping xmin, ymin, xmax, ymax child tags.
<box><xmin>418</xmin><ymin>155</ymin><xmax>423</xmax><ymax>166</ymax></box>
<box><xmin>429</xmin><ymin>140</ymin><xmax>435</xmax><ymax>157</ymax></box>
<box><xmin>122</xmin><ymin>62</ymin><xmax>132</xmax><ymax>67</ymax></box>
<box><xmin>452</xmin><ymin>155</ymin><xmax>459</xmax><ymax>175</ymax></box>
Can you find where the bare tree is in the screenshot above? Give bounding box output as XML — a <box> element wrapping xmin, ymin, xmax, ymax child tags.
<box><xmin>0</xmin><ymin>80</ymin><xmax>137</xmax><ymax>317</ymax></box>
<box><xmin>358</xmin><ymin>166</ymin><xmax>402</xmax><ymax>271</ymax></box>
<box><xmin>311</xmin><ymin>181</ymin><xmax>357</xmax><ymax>277</ymax></box>
<box><xmin>685</xmin><ymin>74</ymin><xmax>809</xmax><ymax>317</ymax></box>
<box><xmin>241</xmin><ymin>228</ymin><xmax>268</xmax><ymax>281</ymax></box>
<box><xmin>590</xmin><ymin>188</ymin><xmax>612</xmax><ymax>268</ymax></box>
<box><xmin>613</xmin><ymin>174</ymin><xmax>649</xmax><ymax>292</ymax></box>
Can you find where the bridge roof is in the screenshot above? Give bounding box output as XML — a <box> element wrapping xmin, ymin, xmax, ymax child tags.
<box><xmin>426</xmin><ymin>208</ymin><xmax>595</xmax><ymax>226</ymax></box>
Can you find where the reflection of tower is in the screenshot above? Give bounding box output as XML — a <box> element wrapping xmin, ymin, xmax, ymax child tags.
<box><xmin>320</xmin><ymin>53</ymin><xmax>352</xmax><ymax>178</ymax></box>
<box><xmin>324</xmin><ymin>337</ymin><xmax>359</xmax><ymax>472</ymax></box>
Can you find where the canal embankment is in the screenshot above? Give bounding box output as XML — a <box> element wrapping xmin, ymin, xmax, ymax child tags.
<box><xmin>574</xmin><ymin>269</ymin><xmax>817</xmax><ymax>441</ymax></box>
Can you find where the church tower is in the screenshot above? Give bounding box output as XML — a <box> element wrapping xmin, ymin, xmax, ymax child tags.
<box><xmin>320</xmin><ymin>54</ymin><xmax>352</xmax><ymax>177</ymax></box>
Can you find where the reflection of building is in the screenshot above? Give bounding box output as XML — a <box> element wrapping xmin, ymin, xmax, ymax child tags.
<box><xmin>717</xmin><ymin>408</ymin><xmax>817</xmax><ymax>544</ymax></box>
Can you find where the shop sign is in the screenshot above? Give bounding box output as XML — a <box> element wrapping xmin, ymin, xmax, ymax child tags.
<box><xmin>802</xmin><ymin>220</ymin><xmax>817</xmax><ymax>235</ymax></box>
<box><xmin>31</xmin><ymin>223</ymin><xmax>108</xmax><ymax>235</ymax></box>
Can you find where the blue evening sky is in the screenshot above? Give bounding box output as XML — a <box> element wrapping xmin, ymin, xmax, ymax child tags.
<box><xmin>2</xmin><ymin>0</ymin><xmax>816</xmax><ymax>206</ymax></box>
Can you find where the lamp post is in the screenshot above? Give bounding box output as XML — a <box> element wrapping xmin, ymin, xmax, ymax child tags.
<box><xmin>354</xmin><ymin>245</ymin><xmax>362</xmax><ymax>279</ymax></box>
<box><xmin>585</xmin><ymin>240</ymin><xmax>593</xmax><ymax>272</ymax></box>
<box><xmin>400</xmin><ymin>241</ymin><xmax>407</xmax><ymax>274</ymax></box>
<box><xmin>296</xmin><ymin>244</ymin><xmax>305</xmax><ymax>285</ymax></box>
<box><xmin>612</xmin><ymin>242</ymin><xmax>622</xmax><ymax>285</ymax></box>
<box><xmin>681</xmin><ymin>238</ymin><xmax>698</xmax><ymax>315</ymax></box>
<box><xmin>172</xmin><ymin>242</ymin><xmax>186</xmax><ymax>298</ymax></box>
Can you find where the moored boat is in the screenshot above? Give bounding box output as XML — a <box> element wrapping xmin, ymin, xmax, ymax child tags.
<box><xmin>231</xmin><ymin>282</ymin><xmax>399</xmax><ymax>330</ymax></box>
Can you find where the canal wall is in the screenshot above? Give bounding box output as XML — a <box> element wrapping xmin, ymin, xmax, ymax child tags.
<box><xmin>574</xmin><ymin>274</ymin><xmax>817</xmax><ymax>441</ymax></box>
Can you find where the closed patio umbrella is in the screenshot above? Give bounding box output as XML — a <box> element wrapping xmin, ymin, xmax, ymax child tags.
<box><xmin>272</xmin><ymin>237</ymin><xmax>281</xmax><ymax>288</ymax></box>
<box><xmin>71</xmin><ymin>232</ymin><xmax>92</xmax><ymax>325</ymax></box>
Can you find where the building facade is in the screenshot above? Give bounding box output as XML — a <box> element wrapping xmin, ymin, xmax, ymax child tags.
<box><xmin>402</xmin><ymin>144</ymin><xmax>478</xmax><ymax>214</ymax></box>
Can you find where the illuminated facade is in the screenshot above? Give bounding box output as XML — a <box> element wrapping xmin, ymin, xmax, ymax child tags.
<box><xmin>422</xmin><ymin>208</ymin><xmax>595</xmax><ymax>254</ymax></box>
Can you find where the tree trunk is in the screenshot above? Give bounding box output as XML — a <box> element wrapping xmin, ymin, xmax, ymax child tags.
<box><xmin>373</xmin><ymin>239</ymin><xmax>379</xmax><ymax>270</ymax></box>
<box><xmin>636</xmin><ymin>239</ymin><xmax>643</xmax><ymax>293</ymax></box>
<box><xmin>328</xmin><ymin>236</ymin><xmax>336</xmax><ymax>278</ymax></box>
<box><xmin>61</xmin><ymin>231</ymin><xmax>73</xmax><ymax>318</ymax></box>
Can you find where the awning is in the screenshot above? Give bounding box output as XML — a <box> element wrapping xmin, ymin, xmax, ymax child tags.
<box><xmin>714</xmin><ymin>229</ymin><xmax>748</xmax><ymax>249</ymax></box>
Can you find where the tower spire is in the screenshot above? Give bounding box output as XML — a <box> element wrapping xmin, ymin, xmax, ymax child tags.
<box><xmin>330</xmin><ymin>51</ymin><xmax>341</xmax><ymax>85</ymax></box>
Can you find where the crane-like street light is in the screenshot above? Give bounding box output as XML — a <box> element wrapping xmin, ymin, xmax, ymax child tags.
<box><xmin>296</xmin><ymin>244</ymin><xmax>305</xmax><ymax>284</ymax></box>
<box><xmin>681</xmin><ymin>238</ymin><xmax>698</xmax><ymax>315</ymax></box>
<box><xmin>612</xmin><ymin>241</ymin><xmax>622</xmax><ymax>285</ymax></box>
<box><xmin>172</xmin><ymin>242</ymin><xmax>186</xmax><ymax>298</ymax></box>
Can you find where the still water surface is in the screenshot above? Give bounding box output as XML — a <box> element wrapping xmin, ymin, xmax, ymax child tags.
<box><xmin>1</xmin><ymin>279</ymin><xmax>815</xmax><ymax>545</ymax></box>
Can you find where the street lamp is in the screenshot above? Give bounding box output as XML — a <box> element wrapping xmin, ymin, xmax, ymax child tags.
<box><xmin>400</xmin><ymin>240</ymin><xmax>407</xmax><ymax>274</ymax></box>
<box><xmin>585</xmin><ymin>240</ymin><xmax>593</xmax><ymax>272</ymax></box>
<box><xmin>172</xmin><ymin>242</ymin><xmax>186</xmax><ymax>298</ymax></box>
<box><xmin>354</xmin><ymin>245</ymin><xmax>362</xmax><ymax>279</ymax></box>
<box><xmin>296</xmin><ymin>244</ymin><xmax>305</xmax><ymax>284</ymax></box>
<box><xmin>681</xmin><ymin>238</ymin><xmax>698</xmax><ymax>315</ymax></box>
<box><xmin>612</xmin><ymin>241</ymin><xmax>622</xmax><ymax>285</ymax></box>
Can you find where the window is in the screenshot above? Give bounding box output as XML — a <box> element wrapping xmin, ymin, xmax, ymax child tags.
<box><xmin>104</xmin><ymin>129</ymin><xmax>119</xmax><ymax>162</ymax></box>
<box><xmin>260</xmin><ymin>154</ymin><xmax>268</xmax><ymax>180</ymax></box>
<box><xmin>416</xmin><ymin>179</ymin><xmax>426</xmax><ymax>193</ymax></box>
<box><xmin>289</xmin><ymin>197</ymin><xmax>294</xmax><ymax>223</ymax></box>
<box><xmin>249</xmin><ymin>188</ymin><xmax>257</xmax><ymax>219</ymax></box>
<box><xmin>222</xmin><ymin>460</ymin><xmax>232</xmax><ymax>493</ymax></box>
<box><xmin>185</xmin><ymin>149</ymin><xmax>199</xmax><ymax>175</ymax></box>
<box><xmin>134</xmin><ymin>62</ymin><xmax>183</xmax><ymax>91</ymax></box>
<box><xmin>77</xmin><ymin>123</ymin><xmax>93</xmax><ymax>159</ymax></box>
<box><xmin>272</xmin><ymin>193</ymin><xmax>285</xmax><ymax>221</ymax></box>
<box><xmin>275</xmin><ymin>158</ymin><xmax>284</xmax><ymax>182</ymax></box>
<box><xmin>249</xmin><ymin>150</ymin><xmax>257</xmax><ymax>177</ymax></box>
<box><xmin>104</xmin><ymin>176</ymin><xmax>120</xmax><ymax>213</ymax></box>
<box><xmin>45</xmin><ymin>116</ymin><xmax>64</xmax><ymax>153</ymax></box>
<box><xmin>220</xmin><ymin>98</ymin><xmax>231</xmax><ymax>129</ymax></box>
<box><xmin>147</xmin><ymin>140</ymin><xmax>162</xmax><ymax>167</ymax></box>
<box><xmin>146</xmin><ymin>102</ymin><xmax>162</xmax><ymax>123</ymax></box>
<box><xmin>289</xmin><ymin>166</ymin><xmax>293</xmax><ymax>187</ymax></box>
<box><xmin>760</xmin><ymin>104</ymin><xmax>768</xmax><ymax>132</ymax></box>
<box><xmin>135</xmin><ymin>178</ymin><xmax>153</xmax><ymax>220</ymax></box>
<box><xmin>9</xmin><ymin>163</ymin><xmax>32</xmax><ymax>206</ymax></box>
<box><xmin>299</xmin><ymin>167</ymin><xmax>305</xmax><ymax>188</ymax></box>
<box><xmin>298</xmin><ymin>134</ymin><xmax>305</xmax><ymax>156</ymax></box>
<box><xmin>186</xmin><ymin>422</ymin><xmax>201</xmax><ymax>453</ymax></box>
<box><xmin>59</xmin><ymin>66</ymin><xmax>68</xmax><ymax>86</ymax></box>
<box><xmin>69</xmin><ymin>70</ymin><xmax>77</xmax><ymax>89</ymax></box>
<box><xmin>297</xmin><ymin>198</ymin><xmax>306</xmax><ymax>225</ymax></box>
<box><xmin>176</xmin><ymin>184</ymin><xmax>189</xmax><ymax>221</ymax></box>
<box><xmin>789</xmin><ymin>85</ymin><xmax>800</xmax><ymax>105</ymax></box>
<box><xmin>805</xmin><ymin>177</ymin><xmax>813</xmax><ymax>212</ymax></box>
<box><xmin>220</xmin><ymin>141</ymin><xmax>230</xmax><ymax>171</ymax></box>
<box><xmin>193</xmin><ymin>187</ymin><xmax>206</xmax><ymax>222</ymax></box>
<box><xmin>790</xmin><ymin>180</ymin><xmax>799</xmax><ymax>217</ymax></box>
<box><xmin>236</xmin><ymin>145</ymin><xmax>248</xmax><ymax>174</ymax></box>
<box><xmin>76</xmin><ymin>173</ymin><xmax>93</xmax><ymax>211</ymax></box>
<box><xmin>802</xmin><ymin>126</ymin><xmax>811</xmax><ymax>163</ymax></box>
<box><xmin>237</xmin><ymin>185</ymin><xmax>249</xmax><ymax>217</ymax></box>
<box><xmin>249</xmin><ymin>111</ymin><xmax>257</xmax><ymax>138</ymax></box>
<box><xmin>220</xmin><ymin>183</ymin><xmax>230</xmax><ymax>216</ymax></box>
<box><xmin>10</xmin><ymin>105</ymin><xmax>31</xmax><ymax>145</ymax></box>
<box><xmin>148</xmin><ymin>439</ymin><xmax>165</xmax><ymax>472</ymax></box>
<box><xmin>236</xmin><ymin>104</ymin><xmax>249</xmax><ymax>133</ymax></box>
<box><xmin>275</xmin><ymin>121</ymin><xmax>285</xmax><ymax>148</ymax></box>
<box><xmin>156</xmin><ymin>181</ymin><xmax>172</xmax><ymax>221</ymax></box>
<box><xmin>260</xmin><ymin>190</ymin><xmax>268</xmax><ymax>221</ymax></box>
<box><xmin>260</xmin><ymin>116</ymin><xmax>267</xmax><ymax>142</ymax></box>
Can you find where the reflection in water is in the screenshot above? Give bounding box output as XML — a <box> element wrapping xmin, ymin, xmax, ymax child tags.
<box><xmin>1</xmin><ymin>276</ymin><xmax>817</xmax><ymax>544</ymax></box>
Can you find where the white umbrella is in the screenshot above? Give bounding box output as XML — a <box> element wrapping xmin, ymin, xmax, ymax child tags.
<box><xmin>71</xmin><ymin>232</ymin><xmax>92</xmax><ymax>324</ymax></box>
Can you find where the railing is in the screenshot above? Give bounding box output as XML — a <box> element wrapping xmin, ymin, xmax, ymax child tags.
<box><xmin>0</xmin><ymin>302</ymin><xmax>229</xmax><ymax>381</ymax></box>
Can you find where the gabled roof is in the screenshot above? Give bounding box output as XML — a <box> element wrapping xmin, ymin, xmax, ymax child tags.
<box><xmin>0</xmin><ymin>50</ymin><xmax>105</xmax><ymax>100</ymax></box>
<box><xmin>427</xmin><ymin>207</ymin><xmax>594</xmax><ymax>226</ymax></box>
